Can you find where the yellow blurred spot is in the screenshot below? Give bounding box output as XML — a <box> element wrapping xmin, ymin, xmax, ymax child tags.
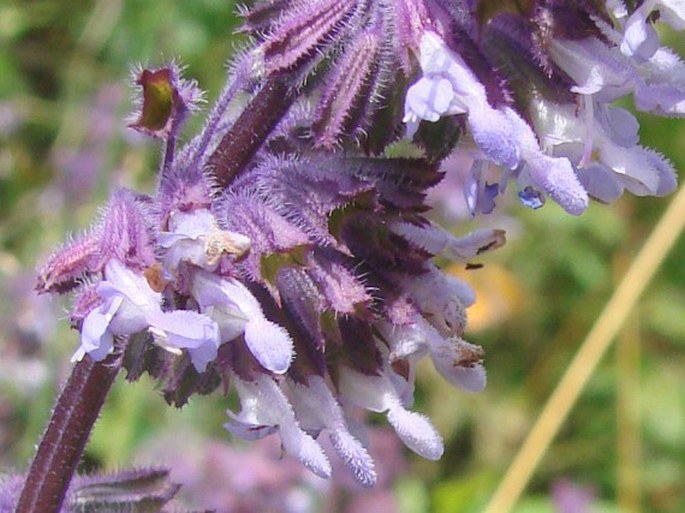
<box><xmin>448</xmin><ymin>263</ymin><xmax>523</xmax><ymax>332</ymax></box>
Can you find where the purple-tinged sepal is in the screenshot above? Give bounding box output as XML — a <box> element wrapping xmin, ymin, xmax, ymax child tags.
<box><xmin>390</xmin><ymin>221</ymin><xmax>505</xmax><ymax>263</ymax></box>
<box><xmin>36</xmin><ymin>189</ymin><xmax>156</xmax><ymax>294</ymax></box>
<box><xmin>312</xmin><ymin>29</ymin><xmax>383</xmax><ymax>148</ymax></box>
<box><xmin>2</xmin><ymin>467</ymin><xmax>183</xmax><ymax>513</ymax></box>
<box><xmin>379</xmin><ymin>315</ymin><xmax>487</xmax><ymax>394</ymax></box>
<box><xmin>97</xmin><ymin>189</ymin><xmax>158</xmax><ymax>271</ymax></box>
<box><xmin>36</xmin><ymin>230</ymin><xmax>101</xmax><ymax>295</ymax></box>
<box><xmin>252</xmin><ymin>0</ymin><xmax>360</xmax><ymax>77</ymax></box>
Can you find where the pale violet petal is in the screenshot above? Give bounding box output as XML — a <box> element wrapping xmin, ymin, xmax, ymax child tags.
<box><xmin>549</xmin><ymin>38</ymin><xmax>633</xmax><ymax>101</ymax></box>
<box><xmin>428</xmin><ymin>338</ymin><xmax>487</xmax><ymax>393</ymax></box>
<box><xmin>74</xmin><ymin>293</ymin><xmax>126</xmax><ymax>362</ymax></box>
<box><xmin>338</xmin><ymin>368</ymin><xmax>443</xmax><ymax>459</ymax></box>
<box><xmin>390</xmin><ymin>221</ymin><xmax>505</xmax><ymax>264</ymax></box>
<box><xmin>464</xmin><ymin>161</ymin><xmax>499</xmax><ymax>216</ymax></box>
<box><xmin>575</xmin><ymin>164</ymin><xmax>625</xmax><ymax>203</ymax></box>
<box><xmin>166</xmin><ymin>209</ymin><xmax>217</xmax><ymax>240</ymax></box>
<box><xmin>290</xmin><ymin>376</ymin><xmax>377</xmax><ymax>487</ymax></box>
<box><xmin>329</xmin><ymin>429</ymin><xmax>377</xmax><ymax>487</ymax></box>
<box><xmin>146</xmin><ymin>309</ymin><xmax>220</xmax><ymax>372</ymax></box>
<box><xmin>228</xmin><ymin>374</ymin><xmax>331</xmax><ymax>478</ymax></box>
<box><xmin>385</xmin><ymin>396</ymin><xmax>444</xmax><ymax>460</ymax></box>
<box><xmin>279</xmin><ymin>424</ymin><xmax>331</xmax><ymax>479</ymax></box>
<box><xmin>644</xmin><ymin>148</ymin><xmax>678</xmax><ymax>197</ymax></box>
<box><xmin>225</xmin><ymin>416</ymin><xmax>276</xmax><ymax>440</ymax></box>
<box><xmin>404</xmin><ymin>77</ymin><xmax>458</xmax><ymax>123</ymax></box>
<box><xmin>243</xmin><ymin>317</ymin><xmax>294</xmax><ymax>374</ymax></box>
<box><xmin>100</xmin><ymin>259</ymin><xmax>160</xmax><ymax>309</ymax></box>
<box><xmin>468</xmin><ymin>106</ymin><xmax>520</xmax><ymax>170</ymax></box>
<box><xmin>85</xmin><ymin>328</ymin><xmax>114</xmax><ymax>362</ymax></box>
<box><xmin>524</xmin><ymin>152</ymin><xmax>589</xmax><ymax>215</ymax></box>
<box><xmin>76</xmin><ymin>299</ymin><xmax>120</xmax><ymax>362</ymax></box>
<box><xmin>635</xmin><ymin>83</ymin><xmax>685</xmax><ymax>115</ymax></box>
<box><xmin>599</xmin><ymin>107</ymin><xmax>640</xmax><ymax>147</ymax></box>
<box><xmin>621</xmin><ymin>10</ymin><xmax>659</xmax><ymax>60</ymax></box>
<box><xmin>338</xmin><ymin>369</ymin><xmax>391</xmax><ymax>413</ymax></box>
<box><xmin>598</xmin><ymin>140</ymin><xmax>664</xmax><ymax>194</ymax></box>
<box><xmin>444</xmin><ymin>364</ymin><xmax>487</xmax><ymax>393</ymax></box>
<box><xmin>206</xmin><ymin>305</ymin><xmax>248</xmax><ymax>343</ymax></box>
<box><xmin>193</xmin><ymin>271</ymin><xmax>296</xmax><ymax>364</ymax></box>
<box><xmin>156</xmin><ymin>231</ymin><xmax>189</xmax><ymax>248</ymax></box>
<box><xmin>658</xmin><ymin>0</ymin><xmax>685</xmax><ymax>30</ymax></box>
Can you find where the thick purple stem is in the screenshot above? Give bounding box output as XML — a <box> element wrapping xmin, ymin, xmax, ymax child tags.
<box><xmin>206</xmin><ymin>75</ymin><xmax>296</xmax><ymax>188</ymax></box>
<box><xmin>15</xmin><ymin>355</ymin><xmax>121</xmax><ymax>513</ymax></box>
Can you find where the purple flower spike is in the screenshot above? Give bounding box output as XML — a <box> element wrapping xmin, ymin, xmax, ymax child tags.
<box><xmin>34</xmin><ymin>0</ymin><xmax>685</xmax><ymax>493</ymax></box>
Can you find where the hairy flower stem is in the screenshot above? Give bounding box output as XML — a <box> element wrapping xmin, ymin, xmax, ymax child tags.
<box><xmin>15</xmin><ymin>355</ymin><xmax>121</xmax><ymax>513</ymax></box>
<box><xmin>207</xmin><ymin>75</ymin><xmax>296</xmax><ymax>188</ymax></box>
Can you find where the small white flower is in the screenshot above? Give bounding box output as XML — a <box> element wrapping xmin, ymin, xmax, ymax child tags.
<box><xmin>158</xmin><ymin>209</ymin><xmax>250</xmax><ymax>273</ymax></box>
<box><xmin>75</xmin><ymin>260</ymin><xmax>220</xmax><ymax>372</ymax></box>
<box><xmin>338</xmin><ymin>366</ymin><xmax>444</xmax><ymax>460</ymax></box>
<box><xmin>191</xmin><ymin>270</ymin><xmax>294</xmax><ymax>374</ymax></box>
<box><xmin>226</xmin><ymin>373</ymin><xmax>331</xmax><ymax>478</ymax></box>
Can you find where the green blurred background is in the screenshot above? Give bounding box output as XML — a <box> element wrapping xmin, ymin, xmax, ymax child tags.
<box><xmin>1</xmin><ymin>2</ymin><xmax>684</xmax><ymax>512</ymax></box>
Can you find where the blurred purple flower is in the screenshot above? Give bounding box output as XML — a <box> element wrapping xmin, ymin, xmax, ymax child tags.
<box><xmin>552</xmin><ymin>479</ymin><xmax>596</xmax><ymax>513</ymax></box>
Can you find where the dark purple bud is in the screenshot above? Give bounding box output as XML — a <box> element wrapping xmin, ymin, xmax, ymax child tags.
<box><xmin>36</xmin><ymin>231</ymin><xmax>101</xmax><ymax>294</ymax></box>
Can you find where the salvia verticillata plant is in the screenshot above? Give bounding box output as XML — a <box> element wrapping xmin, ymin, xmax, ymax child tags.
<box><xmin>19</xmin><ymin>1</ymin><xmax>685</xmax><ymax>512</ymax></box>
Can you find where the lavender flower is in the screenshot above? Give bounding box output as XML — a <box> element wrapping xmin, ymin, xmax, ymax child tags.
<box><xmin>73</xmin><ymin>259</ymin><xmax>220</xmax><ymax>372</ymax></box>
